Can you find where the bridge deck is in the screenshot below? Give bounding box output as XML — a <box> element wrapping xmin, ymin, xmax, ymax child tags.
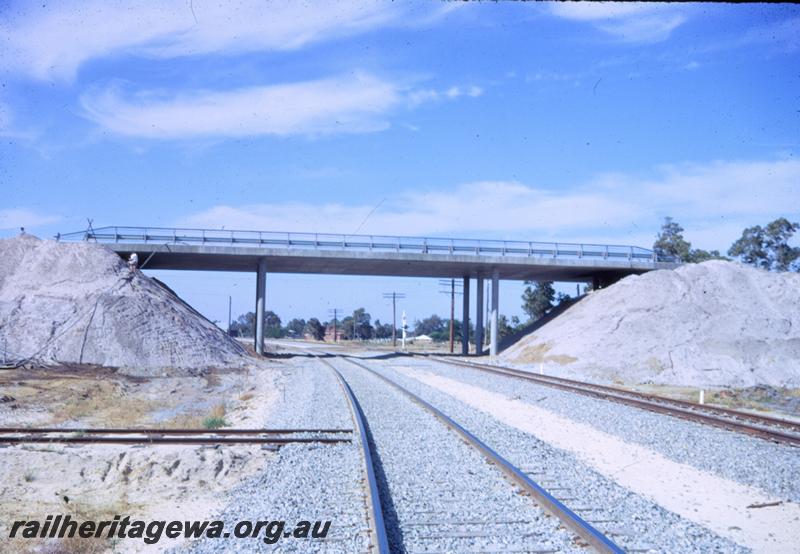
<box><xmin>59</xmin><ymin>227</ymin><xmax>676</xmax><ymax>281</ymax></box>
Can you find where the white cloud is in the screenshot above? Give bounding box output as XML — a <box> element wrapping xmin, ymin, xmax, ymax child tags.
<box><xmin>80</xmin><ymin>73</ymin><xmax>401</xmax><ymax>139</ymax></box>
<box><xmin>0</xmin><ymin>209</ymin><xmax>61</xmax><ymax>230</ymax></box>
<box><xmin>408</xmin><ymin>84</ymin><xmax>483</xmax><ymax>107</ymax></box>
<box><xmin>0</xmin><ymin>1</ymin><xmax>422</xmax><ymax>81</ymax></box>
<box><xmin>80</xmin><ymin>75</ymin><xmax>483</xmax><ymax>139</ymax></box>
<box><xmin>699</xmin><ymin>16</ymin><xmax>800</xmax><ymax>55</ymax></box>
<box><xmin>177</xmin><ymin>157</ymin><xmax>800</xmax><ymax>251</ymax></box>
<box><xmin>549</xmin><ymin>2</ymin><xmax>686</xmax><ymax>43</ymax></box>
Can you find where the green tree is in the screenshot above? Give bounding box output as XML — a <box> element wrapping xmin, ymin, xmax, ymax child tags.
<box><xmin>521</xmin><ymin>281</ymin><xmax>555</xmax><ymax>321</ymax></box>
<box><xmin>653</xmin><ymin>217</ymin><xmax>692</xmax><ymax>261</ymax></box>
<box><xmin>414</xmin><ymin>314</ymin><xmax>446</xmax><ymax>337</ymax></box>
<box><xmin>264</xmin><ymin>310</ymin><xmax>283</xmax><ymax>338</ymax></box>
<box><xmin>230</xmin><ymin>312</ymin><xmax>255</xmax><ymax>337</ymax></box>
<box><xmin>284</xmin><ymin>318</ymin><xmax>306</xmax><ymax>337</ymax></box>
<box><xmin>304</xmin><ymin>318</ymin><xmax>325</xmax><ymax>341</ymax></box>
<box><xmin>728</xmin><ymin>217</ymin><xmax>800</xmax><ymax>271</ymax></box>
<box><xmin>496</xmin><ymin>315</ymin><xmax>515</xmax><ymax>340</ymax></box>
<box><xmin>373</xmin><ymin>319</ymin><xmax>394</xmax><ymax>339</ymax></box>
<box><xmin>654</xmin><ymin>216</ymin><xmax>730</xmax><ymax>263</ymax></box>
<box><xmin>687</xmin><ymin>249</ymin><xmax>728</xmax><ymax>263</ymax></box>
<box><xmin>341</xmin><ymin>308</ymin><xmax>374</xmax><ymax>340</ymax></box>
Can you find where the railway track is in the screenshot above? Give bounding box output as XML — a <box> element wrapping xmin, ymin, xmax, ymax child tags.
<box><xmin>0</xmin><ymin>427</ymin><xmax>353</xmax><ymax>446</ymax></box>
<box><xmin>322</xmin><ymin>358</ymin><xmax>391</xmax><ymax>554</ymax></box>
<box><xmin>429</xmin><ymin>356</ymin><xmax>800</xmax><ymax>447</ymax></box>
<box><xmin>322</xmin><ymin>354</ymin><xmax>623</xmax><ymax>554</ymax></box>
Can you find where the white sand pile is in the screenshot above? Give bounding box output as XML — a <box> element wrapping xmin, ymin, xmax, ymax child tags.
<box><xmin>0</xmin><ymin>235</ymin><xmax>249</xmax><ymax>374</ymax></box>
<box><xmin>502</xmin><ymin>260</ymin><xmax>800</xmax><ymax>387</ymax></box>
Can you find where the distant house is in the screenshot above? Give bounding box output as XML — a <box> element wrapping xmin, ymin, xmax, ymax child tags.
<box><xmin>414</xmin><ymin>334</ymin><xmax>433</xmax><ymax>343</ymax></box>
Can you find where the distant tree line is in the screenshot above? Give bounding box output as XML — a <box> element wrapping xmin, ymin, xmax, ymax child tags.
<box><xmin>228</xmin><ymin>308</ymin><xmax>394</xmax><ymax>341</ymax></box>
<box><xmin>654</xmin><ymin>216</ymin><xmax>800</xmax><ymax>271</ymax></box>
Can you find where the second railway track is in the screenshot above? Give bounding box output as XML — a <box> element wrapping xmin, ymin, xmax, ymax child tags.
<box><xmin>430</xmin><ymin>356</ymin><xmax>800</xmax><ymax>447</ymax></box>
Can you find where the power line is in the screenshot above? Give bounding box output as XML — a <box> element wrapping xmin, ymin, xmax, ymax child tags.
<box><xmin>382</xmin><ymin>292</ymin><xmax>406</xmax><ymax>347</ymax></box>
<box><xmin>437</xmin><ymin>279</ymin><xmax>462</xmax><ymax>353</ymax></box>
<box><xmin>326</xmin><ymin>308</ymin><xmax>342</xmax><ymax>343</ymax></box>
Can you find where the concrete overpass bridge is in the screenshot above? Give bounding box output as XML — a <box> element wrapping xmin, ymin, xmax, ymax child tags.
<box><xmin>59</xmin><ymin>226</ymin><xmax>677</xmax><ymax>356</ymax></box>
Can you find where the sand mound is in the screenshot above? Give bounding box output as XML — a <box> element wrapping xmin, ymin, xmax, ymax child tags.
<box><xmin>0</xmin><ymin>235</ymin><xmax>249</xmax><ymax>374</ymax></box>
<box><xmin>501</xmin><ymin>260</ymin><xmax>800</xmax><ymax>387</ymax></box>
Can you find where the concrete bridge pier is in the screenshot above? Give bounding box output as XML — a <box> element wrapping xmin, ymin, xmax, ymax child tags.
<box><xmin>489</xmin><ymin>269</ymin><xmax>499</xmax><ymax>357</ymax></box>
<box><xmin>254</xmin><ymin>258</ymin><xmax>267</xmax><ymax>355</ymax></box>
<box><xmin>461</xmin><ymin>276</ymin><xmax>470</xmax><ymax>355</ymax></box>
<box><xmin>475</xmin><ymin>276</ymin><xmax>484</xmax><ymax>355</ymax></box>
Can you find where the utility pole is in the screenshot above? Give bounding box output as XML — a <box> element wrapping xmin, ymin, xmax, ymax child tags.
<box><xmin>401</xmin><ymin>310</ymin><xmax>407</xmax><ymax>349</ymax></box>
<box><xmin>438</xmin><ymin>279</ymin><xmax>463</xmax><ymax>354</ymax></box>
<box><xmin>227</xmin><ymin>295</ymin><xmax>232</xmax><ymax>336</ymax></box>
<box><xmin>382</xmin><ymin>292</ymin><xmax>406</xmax><ymax>347</ymax></box>
<box><xmin>327</xmin><ymin>308</ymin><xmax>341</xmax><ymax>342</ymax></box>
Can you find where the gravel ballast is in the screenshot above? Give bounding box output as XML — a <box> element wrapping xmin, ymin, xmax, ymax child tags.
<box><xmin>405</xmin><ymin>356</ymin><xmax>800</xmax><ymax>503</ymax></box>
<box><xmin>333</xmin><ymin>357</ymin><xmax>588</xmax><ymax>554</ymax></box>
<box><xmin>355</xmin><ymin>355</ymin><xmax>748</xmax><ymax>554</ymax></box>
<box><xmin>181</xmin><ymin>357</ymin><xmax>368</xmax><ymax>553</ymax></box>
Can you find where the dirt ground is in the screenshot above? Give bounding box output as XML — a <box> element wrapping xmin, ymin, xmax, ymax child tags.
<box><xmin>0</xmin><ymin>360</ymin><xmax>280</xmax><ymax>553</ymax></box>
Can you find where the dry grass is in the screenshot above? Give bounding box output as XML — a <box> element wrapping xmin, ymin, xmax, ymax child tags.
<box><xmin>208</xmin><ymin>403</ymin><xmax>226</xmax><ymax>419</ymax></box>
<box><xmin>239</xmin><ymin>392</ymin><xmax>255</xmax><ymax>402</ymax></box>
<box><xmin>517</xmin><ymin>342</ymin><xmax>577</xmax><ymax>365</ymax></box>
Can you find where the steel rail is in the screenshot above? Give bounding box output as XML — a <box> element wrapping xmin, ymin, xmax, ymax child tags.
<box><xmin>338</xmin><ymin>355</ymin><xmax>624</xmax><ymax>554</ymax></box>
<box><xmin>431</xmin><ymin>356</ymin><xmax>800</xmax><ymax>448</ymax></box>
<box><xmin>319</xmin><ymin>357</ymin><xmax>390</xmax><ymax>554</ymax></box>
<box><xmin>0</xmin><ymin>427</ymin><xmax>352</xmax><ymax>435</ymax></box>
<box><xmin>0</xmin><ymin>436</ymin><xmax>351</xmax><ymax>445</ymax></box>
<box><xmin>435</xmin><ymin>358</ymin><xmax>800</xmax><ymax>431</ymax></box>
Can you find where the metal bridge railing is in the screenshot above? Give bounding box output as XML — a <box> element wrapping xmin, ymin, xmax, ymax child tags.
<box><xmin>58</xmin><ymin>226</ymin><xmax>661</xmax><ymax>262</ymax></box>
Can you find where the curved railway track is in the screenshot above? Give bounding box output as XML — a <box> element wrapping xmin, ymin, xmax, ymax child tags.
<box><xmin>322</xmin><ymin>357</ymin><xmax>391</xmax><ymax>554</ymax></box>
<box><xmin>429</xmin><ymin>356</ymin><xmax>800</xmax><ymax>448</ymax></box>
<box><xmin>323</xmin><ymin>354</ymin><xmax>623</xmax><ymax>554</ymax></box>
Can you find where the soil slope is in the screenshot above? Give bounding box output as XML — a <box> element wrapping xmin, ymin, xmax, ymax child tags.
<box><xmin>0</xmin><ymin>235</ymin><xmax>248</xmax><ymax>374</ymax></box>
<box><xmin>501</xmin><ymin>260</ymin><xmax>800</xmax><ymax>387</ymax></box>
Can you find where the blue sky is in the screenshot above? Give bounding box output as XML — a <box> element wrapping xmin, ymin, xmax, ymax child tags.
<box><xmin>1</xmin><ymin>2</ymin><xmax>798</xmax><ymax>327</ymax></box>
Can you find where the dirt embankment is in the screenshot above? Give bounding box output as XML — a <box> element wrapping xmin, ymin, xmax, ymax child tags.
<box><xmin>502</xmin><ymin>260</ymin><xmax>800</xmax><ymax>388</ymax></box>
<box><xmin>0</xmin><ymin>235</ymin><xmax>249</xmax><ymax>375</ymax></box>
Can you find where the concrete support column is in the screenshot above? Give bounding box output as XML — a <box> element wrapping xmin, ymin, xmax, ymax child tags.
<box><xmin>461</xmin><ymin>277</ymin><xmax>470</xmax><ymax>355</ymax></box>
<box><xmin>475</xmin><ymin>276</ymin><xmax>484</xmax><ymax>355</ymax></box>
<box><xmin>254</xmin><ymin>258</ymin><xmax>267</xmax><ymax>355</ymax></box>
<box><xmin>489</xmin><ymin>269</ymin><xmax>499</xmax><ymax>357</ymax></box>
